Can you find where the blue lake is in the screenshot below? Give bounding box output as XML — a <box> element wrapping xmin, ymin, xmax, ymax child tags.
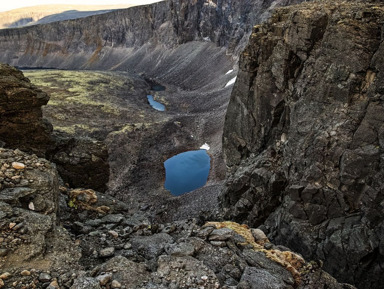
<box><xmin>147</xmin><ymin>95</ymin><xmax>165</xmax><ymax>111</ymax></box>
<box><xmin>164</xmin><ymin>149</ymin><xmax>211</xmax><ymax>196</ymax></box>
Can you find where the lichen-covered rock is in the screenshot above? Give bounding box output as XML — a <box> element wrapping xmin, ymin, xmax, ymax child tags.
<box><xmin>221</xmin><ymin>1</ymin><xmax>384</xmax><ymax>288</ymax></box>
<box><xmin>0</xmin><ymin>64</ymin><xmax>53</xmax><ymax>156</ymax></box>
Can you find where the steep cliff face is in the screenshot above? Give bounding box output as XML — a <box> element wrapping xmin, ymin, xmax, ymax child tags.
<box><xmin>221</xmin><ymin>2</ymin><xmax>384</xmax><ymax>288</ymax></box>
<box><xmin>0</xmin><ymin>0</ymin><xmax>304</xmax><ymax>87</ymax></box>
<box><xmin>0</xmin><ymin>63</ymin><xmax>53</xmax><ymax>156</ymax></box>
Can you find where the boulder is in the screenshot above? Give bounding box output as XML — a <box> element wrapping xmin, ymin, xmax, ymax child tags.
<box><xmin>0</xmin><ymin>64</ymin><xmax>53</xmax><ymax>156</ymax></box>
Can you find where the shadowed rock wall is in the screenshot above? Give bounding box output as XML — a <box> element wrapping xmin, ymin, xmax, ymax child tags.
<box><xmin>221</xmin><ymin>2</ymin><xmax>384</xmax><ymax>288</ymax></box>
<box><xmin>0</xmin><ymin>63</ymin><xmax>53</xmax><ymax>156</ymax></box>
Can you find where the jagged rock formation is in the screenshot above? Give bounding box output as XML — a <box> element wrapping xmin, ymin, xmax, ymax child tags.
<box><xmin>0</xmin><ymin>63</ymin><xmax>53</xmax><ymax>156</ymax></box>
<box><xmin>221</xmin><ymin>1</ymin><xmax>384</xmax><ymax>288</ymax></box>
<box><xmin>0</xmin><ymin>64</ymin><xmax>110</xmax><ymax>192</ymax></box>
<box><xmin>0</xmin><ymin>148</ymin><xmax>81</xmax><ymax>272</ymax></box>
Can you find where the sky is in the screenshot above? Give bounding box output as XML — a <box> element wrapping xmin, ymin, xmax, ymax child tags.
<box><xmin>0</xmin><ymin>0</ymin><xmax>163</xmax><ymax>12</ymax></box>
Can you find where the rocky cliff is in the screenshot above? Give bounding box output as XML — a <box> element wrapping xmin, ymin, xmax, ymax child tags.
<box><xmin>0</xmin><ymin>0</ymin><xmax>304</xmax><ymax>82</ymax></box>
<box><xmin>0</xmin><ymin>64</ymin><xmax>110</xmax><ymax>192</ymax></box>
<box><xmin>0</xmin><ymin>63</ymin><xmax>53</xmax><ymax>156</ymax></box>
<box><xmin>221</xmin><ymin>1</ymin><xmax>384</xmax><ymax>288</ymax></box>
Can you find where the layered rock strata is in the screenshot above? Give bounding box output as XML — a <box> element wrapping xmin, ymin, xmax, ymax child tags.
<box><xmin>0</xmin><ymin>0</ymin><xmax>306</xmax><ymax>73</ymax></box>
<box><xmin>221</xmin><ymin>1</ymin><xmax>384</xmax><ymax>288</ymax></box>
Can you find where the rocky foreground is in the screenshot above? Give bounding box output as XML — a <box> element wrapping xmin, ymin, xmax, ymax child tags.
<box><xmin>0</xmin><ymin>146</ymin><xmax>352</xmax><ymax>289</ymax></box>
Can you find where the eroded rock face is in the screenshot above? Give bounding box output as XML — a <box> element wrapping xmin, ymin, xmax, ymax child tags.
<box><xmin>51</xmin><ymin>136</ymin><xmax>110</xmax><ymax>192</ymax></box>
<box><xmin>0</xmin><ymin>147</ymin><xmax>80</xmax><ymax>271</ymax></box>
<box><xmin>221</xmin><ymin>2</ymin><xmax>384</xmax><ymax>288</ymax></box>
<box><xmin>0</xmin><ymin>63</ymin><xmax>53</xmax><ymax>156</ymax></box>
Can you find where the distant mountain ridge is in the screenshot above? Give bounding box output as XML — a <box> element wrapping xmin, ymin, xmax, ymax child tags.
<box><xmin>0</xmin><ymin>4</ymin><xmax>136</xmax><ymax>29</ymax></box>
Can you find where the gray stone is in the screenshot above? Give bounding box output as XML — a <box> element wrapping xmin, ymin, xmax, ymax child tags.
<box><xmin>99</xmin><ymin>247</ymin><xmax>115</xmax><ymax>258</ymax></box>
<box><xmin>239</xmin><ymin>267</ymin><xmax>287</xmax><ymax>289</ymax></box>
<box><xmin>166</xmin><ymin>242</ymin><xmax>195</xmax><ymax>257</ymax></box>
<box><xmin>96</xmin><ymin>273</ymin><xmax>112</xmax><ymax>286</ymax></box>
<box><xmin>100</xmin><ymin>214</ymin><xmax>124</xmax><ymax>224</ymax></box>
<box><xmin>209</xmin><ymin>228</ymin><xmax>234</xmax><ymax>241</ymax></box>
<box><xmin>131</xmin><ymin>233</ymin><xmax>173</xmax><ymax>259</ymax></box>
<box><xmin>71</xmin><ymin>277</ymin><xmax>101</xmax><ymax>289</ymax></box>
<box><xmin>97</xmin><ymin>256</ymin><xmax>150</xmax><ymax>288</ymax></box>
<box><xmin>39</xmin><ymin>272</ymin><xmax>52</xmax><ymax>282</ymax></box>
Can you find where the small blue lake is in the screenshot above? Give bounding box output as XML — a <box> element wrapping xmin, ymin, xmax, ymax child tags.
<box><xmin>147</xmin><ymin>95</ymin><xmax>165</xmax><ymax>111</ymax></box>
<box><xmin>164</xmin><ymin>149</ymin><xmax>211</xmax><ymax>196</ymax></box>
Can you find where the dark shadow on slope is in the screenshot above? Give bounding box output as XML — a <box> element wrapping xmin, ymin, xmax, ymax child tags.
<box><xmin>7</xmin><ymin>17</ymin><xmax>34</xmax><ymax>28</ymax></box>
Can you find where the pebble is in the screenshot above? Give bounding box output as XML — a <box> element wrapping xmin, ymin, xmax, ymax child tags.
<box><xmin>20</xmin><ymin>270</ymin><xmax>31</xmax><ymax>276</ymax></box>
<box><xmin>210</xmin><ymin>241</ymin><xmax>227</xmax><ymax>247</ymax></box>
<box><xmin>112</xmin><ymin>280</ymin><xmax>122</xmax><ymax>288</ymax></box>
<box><xmin>12</xmin><ymin>162</ymin><xmax>25</xmax><ymax>170</ymax></box>
<box><xmin>124</xmin><ymin>242</ymin><xmax>132</xmax><ymax>250</ymax></box>
<box><xmin>0</xmin><ymin>273</ymin><xmax>11</xmax><ymax>280</ymax></box>
<box><xmin>47</xmin><ymin>280</ymin><xmax>59</xmax><ymax>289</ymax></box>
<box><xmin>251</xmin><ymin>228</ymin><xmax>268</xmax><ymax>242</ymax></box>
<box><xmin>108</xmin><ymin>230</ymin><xmax>119</xmax><ymax>238</ymax></box>
<box><xmin>28</xmin><ymin>202</ymin><xmax>35</xmax><ymax>211</ymax></box>
<box><xmin>39</xmin><ymin>272</ymin><xmax>52</xmax><ymax>282</ymax></box>
<box><xmin>9</xmin><ymin>223</ymin><xmax>16</xmax><ymax>229</ymax></box>
<box><xmin>0</xmin><ymin>279</ymin><xmax>4</xmax><ymax>288</ymax></box>
<box><xmin>0</xmin><ymin>249</ymin><xmax>8</xmax><ymax>257</ymax></box>
<box><xmin>209</xmin><ymin>228</ymin><xmax>233</xmax><ymax>241</ymax></box>
<box><xmin>99</xmin><ymin>247</ymin><xmax>115</xmax><ymax>257</ymax></box>
<box><xmin>97</xmin><ymin>273</ymin><xmax>112</xmax><ymax>286</ymax></box>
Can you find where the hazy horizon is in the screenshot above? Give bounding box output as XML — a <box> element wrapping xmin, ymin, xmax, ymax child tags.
<box><xmin>0</xmin><ymin>0</ymin><xmax>163</xmax><ymax>12</ymax></box>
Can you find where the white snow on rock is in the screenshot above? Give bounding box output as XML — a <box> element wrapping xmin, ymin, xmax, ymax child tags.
<box><xmin>225</xmin><ymin>76</ymin><xmax>237</xmax><ymax>87</ymax></box>
<box><xmin>200</xmin><ymin>143</ymin><xmax>210</xmax><ymax>150</ymax></box>
<box><xmin>225</xmin><ymin>69</ymin><xmax>234</xmax><ymax>75</ymax></box>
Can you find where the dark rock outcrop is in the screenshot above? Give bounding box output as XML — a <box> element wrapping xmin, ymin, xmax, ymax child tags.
<box><xmin>221</xmin><ymin>1</ymin><xmax>384</xmax><ymax>288</ymax></box>
<box><xmin>51</xmin><ymin>136</ymin><xmax>110</xmax><ymax>192</ymax></box>
<box><xmin>0</xmin><ymin>147</ymin><xmax>81</xmax><ymax>271</ymax></box>
<box><xmin>0</xmin><ymin>63</ymin><xmax>53</xmax><ymax>156</ymax></box>
<box><xmin>0</xmin><ymin>64</ymin><xmax>110</xmax><ymax>192</ymax></box>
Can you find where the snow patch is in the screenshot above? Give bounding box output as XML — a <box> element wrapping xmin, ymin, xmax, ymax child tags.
<box><xmin>200</xmin><ymin>143</ymin><xmax>210</xmax><ymax>150</ymax></box>
<box><xmin>225</xmin><ymin>69</ymin><xmax>234</xmax><ymax>75</ymax></box>
<box><xmin>225</xmin><ymin>76</ymin><xmax>237</xmax><ymax>87</ymax></box>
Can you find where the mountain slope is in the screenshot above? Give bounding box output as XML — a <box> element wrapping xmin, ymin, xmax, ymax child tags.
<box><xmin>0</xmin><ymin>0</ymin><xmax>305</xmax><ymax>86</ymax></box>
<box><xmin>0</xmin><ymin>4</ymin><xmax>137</xmax><ymax>29</ymax></box>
